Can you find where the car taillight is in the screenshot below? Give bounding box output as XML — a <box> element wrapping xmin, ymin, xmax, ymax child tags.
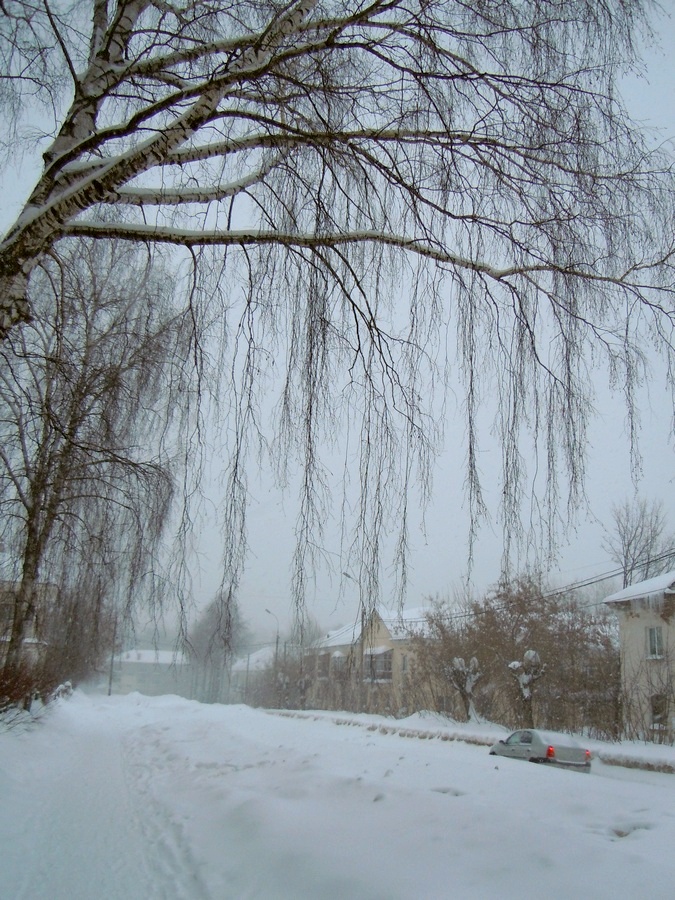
<box><xmin>546</xmin><ymin>745</ymin><xmax>556</xmax><ymax>759</ymax></box>
<box><xmin>585</xmin><ymin>749</ymin><xmax>591</xmax><ymax>761</ymax></box>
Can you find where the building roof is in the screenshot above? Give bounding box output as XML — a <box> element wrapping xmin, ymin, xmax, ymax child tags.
<box><xmin>604</xmin><ymin>570</ymin><xmax>675</xmax><ymax>605</ymax></box>
<box><xmin>115</xmin><ymin>648</ymin><xmax>188</xmax><ymax>666</ymax></box>
<box><xmin>310</xmin><ymin>606</ymin><xmax>432</xmax><ymax>652</ymax></box>
<box><xmin>312</xmin><ymin>622</ymin><xmax>361</xmax><ymax>651</ymax></box>
<box><xmin>378</xmin><ymin>606</ymin><xmax>431</xmax><ymax>638</ymax></box>
<box><xmin>231</xmin><ymin>645</ymin><xmax>276</xmax><ymax>673</ymax></box>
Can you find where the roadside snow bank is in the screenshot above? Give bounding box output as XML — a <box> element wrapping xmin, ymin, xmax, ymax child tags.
<box><xmin>272</xmin><ymin>708</ymin><xmax>675</xmax><ymax>772</ymax></box>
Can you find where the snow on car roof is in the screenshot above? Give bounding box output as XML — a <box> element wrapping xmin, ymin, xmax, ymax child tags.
<box><xmin>532</xmin><ymin>730</ymin><xmax>584</xmax><ymax>748</ymax></box>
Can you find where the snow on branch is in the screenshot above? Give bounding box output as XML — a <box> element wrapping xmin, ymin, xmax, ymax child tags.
<box><xmin>112</xmin><ymin>157</ymin><xmax>287</xmax><ymax>206</ymax></box>
<box><xmin>57</xmin><ymin>222</ymin><xmax>670</xmax><ymax>295</ymax></box>
<box><xmin>509</xmin><ymin>650</ymin><xmax>545</xmax><ymax>703</ymax></box>
<box><xmin>57</xmin><ymin>222</ymin><xmax>547</xmax><ymax>276</ymax></box>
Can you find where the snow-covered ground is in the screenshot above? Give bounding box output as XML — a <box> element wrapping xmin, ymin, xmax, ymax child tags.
<box><xmin>2</xmin><ymin>693</ymin><xmax>675</xmax><ymax>899</ymax></box>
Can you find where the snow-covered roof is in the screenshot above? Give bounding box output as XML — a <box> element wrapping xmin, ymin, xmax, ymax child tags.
<box><xmin>311</xmin><ymin>622</ymin><xmax>360</xmax><ymax>651</ymax></box>
<box><xmin>0</xmin><ymin>636</ymin><xmax>46</xmax><ymax>645</ymax></box>
<box><xmin>310</xmin><ymin>606</ymin><xmax>431</xmax><ymax>652</ymax></box>
<box><xmin>604</xmin><ymin>570</ymin><xmax>675</xmax><ymax>605</ymax></box>
<box><xmin>231</xmin><ymin>645</ymin><xmax>276</xmax><ymax>673</ymax></box>
<box><xmin>364</xmin><ymin>645</ymin><xmax>391</xmax><ymax>656</ymax></box>
<box><xmin>378</xmin><ymin>606</ymin><xmax>431</xmax><ymax>639</ymax></box>
<box><xmin>116</xmin><ymin>649</ymin><xmax>188</xmax><ymax>666</ymax></box>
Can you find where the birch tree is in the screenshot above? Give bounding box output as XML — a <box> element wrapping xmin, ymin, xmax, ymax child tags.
<box><xmin>603</xmin><ymin>498</ymin><xmax>675</xmax><ymax>588</ymax></box>
<box><xmin>1</xmin><ymin>1</ymin><xmax>674</xmax><ymax>611</ymax></box>
<box><xmin>0</xmin><ymin>239</ymin><xmax>196</xmax><ymax>679</ymax></box>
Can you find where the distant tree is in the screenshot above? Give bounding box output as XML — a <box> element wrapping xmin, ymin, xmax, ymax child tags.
<box><xmin>1</xmin><ymin>1</ymin><xmax>675</xmax><ymax>619</ymax></box>
<box><xmin>190</xmin><ymin>591</ymin><xmax>252</xmax><ymax>703</ymax></box>
<box><xmin>0</xmin><ymin>239</ymin><xmax>196</xmax><ymax>689</ymax></box>
<box><xmin>290</xmin><ymin>612</ymin><xmax>323</xmax><ymax>650</ymax></box>
<box><xmin>38</xmin><ymin>578</ymin><xmax>115</xmax><ymax>689</ymax></box>
<box><xmin>603</xmin><ymin>498</ymin><xmax>675</xmax><ymax>588</ymax></box>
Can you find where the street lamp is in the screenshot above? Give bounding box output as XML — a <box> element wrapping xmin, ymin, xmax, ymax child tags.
<box><xmin>342</xmin><ymin>572</ymin><xmax>367</xmax><ymax>711</ymax></box>
<box><xmin>264</xmin><ymin>608</ymin><xmax>280</xmax><ymax>655</ymax></box>
<box><xmin>265</xmin><ymin>608</ymin><xmax>280</xmax><ymax>706</ymax></box>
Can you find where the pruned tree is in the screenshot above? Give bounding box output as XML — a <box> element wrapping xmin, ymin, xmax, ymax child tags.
<box><xmin>448</xmin><ymin>656</ymin><xmax>482</xmax><ymax>722</ymax></box>
<box><xmin>0</xmin><ymin>238</ymin><xmax>196</xmax><ymax>685</ymax></box>
<box><xmin>508</xmin><ymin>649</ymin><xmax>545</xmax><ymax>729</ymax></box>
<box><xmin>603</xmin><ymin>498</ymin><xmax>675</xmax><ymax>588</ymax></box>
<box><xmin>2</xmin><ymin>1</ymin><xmax>675</xmax><ymax>618</ymax></box>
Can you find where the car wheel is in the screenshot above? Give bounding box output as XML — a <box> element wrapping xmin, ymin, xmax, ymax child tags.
<box><xmin>528</xmin><ymin>757</ymin><xmax>540</xmax><ymax>763</ymax></box>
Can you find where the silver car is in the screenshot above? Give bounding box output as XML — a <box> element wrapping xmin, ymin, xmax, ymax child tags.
<box><xmin>489</xmin><ymin>729</ymin><xmax>591</xmax><ymax>772</ymax></box>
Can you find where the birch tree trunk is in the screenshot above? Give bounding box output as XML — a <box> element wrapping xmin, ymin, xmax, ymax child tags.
<box><xmin>0</xmin><ymin>239</ymin><xmax>196</xmax><ymax>684</ymax></box>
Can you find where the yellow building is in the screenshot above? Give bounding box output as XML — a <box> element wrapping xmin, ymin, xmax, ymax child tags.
<box><xmin>604</xmin><ymin>571</ymin><xmax>675</xmax><ymax>740</ymax></box>
<box><xmin>307</xmin><ymin>607</ymin><xmax>429</xmax><ymax>715</ymax></box>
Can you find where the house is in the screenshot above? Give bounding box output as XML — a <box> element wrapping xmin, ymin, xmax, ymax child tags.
<box><xmin>604</xmin><ymin>570</ymin><xmax>675</xmax><ymax>740</ymax></box>
<box><xmin>109</xmin><ymin>648</ymin><xmax>192</xmax><ymax>698</ymax></box>
<box><xmin>307</xmin><ymin>606</ymin><xmax>429</xmax><ymax>715</ymax></box>
<box><xmin>306</xmin><ymin>621</ymin><xmax>362</xmax><ymax>711</ymax></box>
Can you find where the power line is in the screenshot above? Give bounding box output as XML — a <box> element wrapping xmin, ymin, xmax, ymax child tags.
<box><xmin>420</xmin><ymin>547</ymin><xmax>675</xmax><ymax>624</ymax></box>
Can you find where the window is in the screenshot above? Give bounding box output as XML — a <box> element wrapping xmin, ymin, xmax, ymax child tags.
<box><xmin>647</xmin><ymin>626</ymin><xmax>664</xmax><ymax>659</ymax></box>
<box><xmin>364</xmin><ymin>649</ymin><xmax>393</xmax><ymax>681</ymax></box>
<box><xmin>331</xmin><ymin>654</ymin><xmax>347</xmax><ymax>677</ymax></box>
<box><xmin>651</xmin><ymin>694</ymin><xmax>668</xmax><ymax>729</ymax></box>
<box><xmin>317</xmin><ymin>654</ymin><xmax>330</xmax><ymax>679</ymax></box>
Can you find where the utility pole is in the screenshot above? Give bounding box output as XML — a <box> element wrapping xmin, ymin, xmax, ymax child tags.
<box><xmin>107</xmin><ymin>616</ymin><xmax>118</xmax><ymax>696</ymax></box>
<box><xmin>265</xmin><ymin>608</ymin><xmax>280</xmax><ymax>707</ymax></box>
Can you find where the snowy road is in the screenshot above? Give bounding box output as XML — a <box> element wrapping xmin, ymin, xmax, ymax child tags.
<box><xmin>2</xmin><ymin>693</ymin><xmax>675</xmax><ymax>899</ymax></box>
<box><xmin>0</xmin><ymin>695</ymin><xmax>208</xmax><ymax>899</ymax></box>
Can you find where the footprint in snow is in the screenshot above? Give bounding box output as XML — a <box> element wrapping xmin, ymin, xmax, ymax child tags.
<box><xmin>610</xmin><ymin>821</ymin><xmax>654</xmax><ymax>839</ymax></box>
<box><xmin>431</xmin><ymin>786</ymin><xmax>464</xmax><ymax>797</ymax></box>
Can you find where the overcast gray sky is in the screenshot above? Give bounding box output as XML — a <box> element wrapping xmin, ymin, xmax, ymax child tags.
<box><xmin>1</xmin><ymin>7</ymin><xmax>674</xmax><ymax>642</ymax></box>
<box><xmin>226</xmin><ymin>9</ymin><xmax>675</xmax><ymax>640</ymax></box>
<box><xmin>217</xmin><ymin>8</ymin><xmax>675</xmax><ymax>640</ymax></box>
